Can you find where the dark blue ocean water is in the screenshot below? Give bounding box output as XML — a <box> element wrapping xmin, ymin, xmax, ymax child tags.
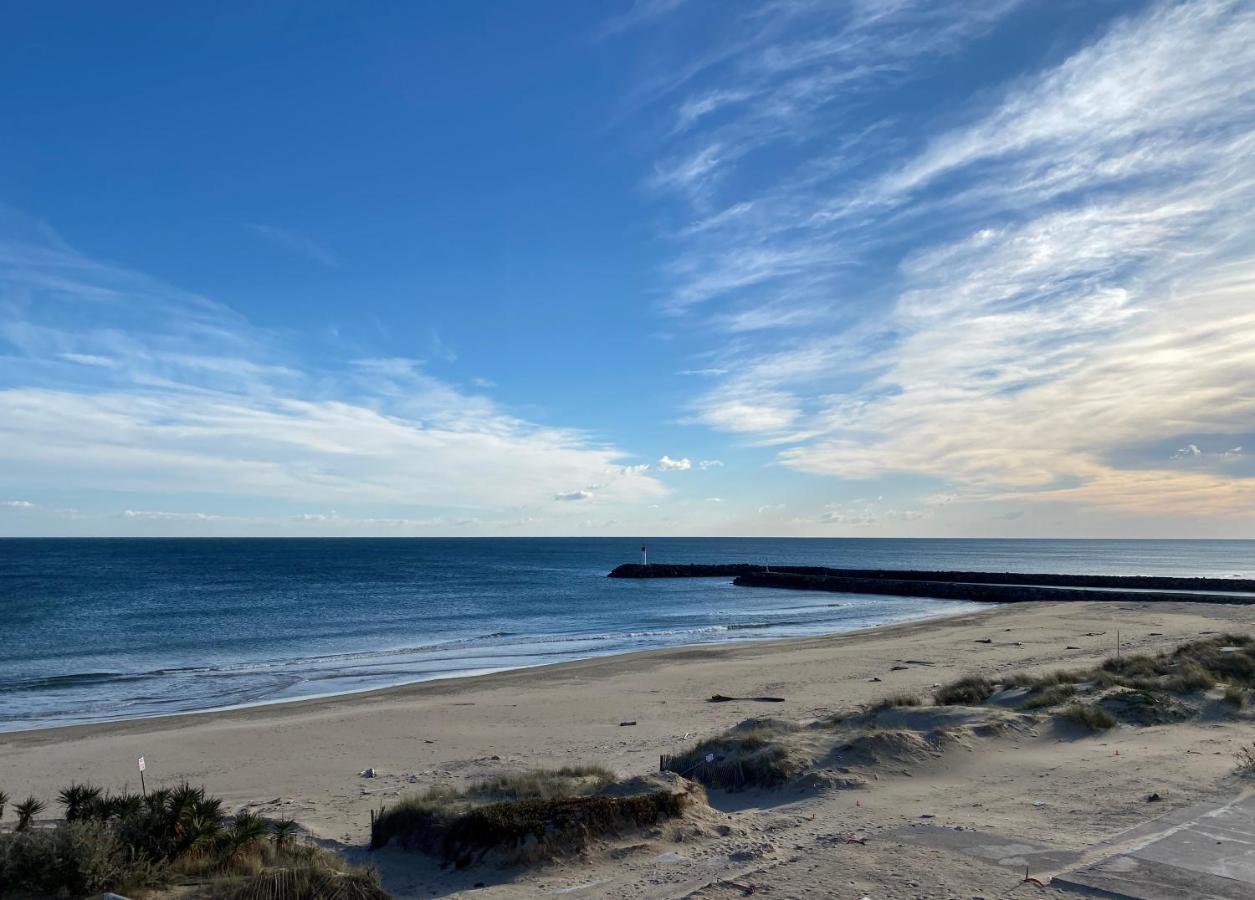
<box><xmin>2</xmin><ymin>538</ymin><xmax>1252</xmax><ymax>732</ymax></box>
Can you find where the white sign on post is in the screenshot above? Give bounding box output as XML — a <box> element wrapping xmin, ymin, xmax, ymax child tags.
<box><xmin>137</xmin><ymin>756</ymin><xmax>146</xmax><ymax>772</ymax></box>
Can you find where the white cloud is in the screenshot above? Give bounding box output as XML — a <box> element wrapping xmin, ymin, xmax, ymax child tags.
<box><xmin>554</xmin><ymin>490</ymin><xmax>594</xmax><ymax>502</ymax></box>
<box><xmin>698</xmin><ymin>459</ymin><xmax>723</xmax><ymax>469</ymax></box>
<box><xmin>657</xmin><ymin>455</ymin><xmax>692</xmax><ymax>471</ymax></box>
<box><xmin>1172</xmin><ymin>444</ymin><xmax>1203</xmax><ymax>459</ymax></box>
<box><xmin>123</xmin><ymin>509</ymin><xmax>225</xmax><ymax>521</ymax></box>
<box><xmin>639</xmin><ymin>0</ymin><xmax>1255</xmax><ymax>522</ymax></box>
<box><xmin>693</xmin><ymin>392</ymin><xmax>800</xmax><ymax>434</ymax></box>
<box><xmin>0</xmin><ymin>213</ymin><xmax>668</xmax><ymax>528</ymax></box>
<box><xmin>2</xmin><ymin>499</ymin><xmax>34</xmax><ymax>508</ymax></box>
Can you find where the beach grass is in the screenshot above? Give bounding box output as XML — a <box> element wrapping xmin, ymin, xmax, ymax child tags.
<box><xmin>934</xmin><ymin>676</ymin><xmax>995</xmax><ymax>706</ymax></box>
<box><xmin>868</xmin><ymin>692</ymin><xmax>924</xmax><ymax>712</ymax></box>
<box><xmin>662</xmin><ymin>720</ymin><xmax>806</xmax><ymax>791</ymax></box>
<box><xmin>370</xmin><ymin>766</ymin><xmax>692</xmax><ymax>867</ymax></box>
<box><xmin>1060</xmin><ymin>702</ymin><xmax>1117</xmax><ymax>732</ymax></box>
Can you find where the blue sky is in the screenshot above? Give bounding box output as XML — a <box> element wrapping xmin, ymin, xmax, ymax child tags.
<box><xmin>2</xmin><ymin>0</ymin><xmax>1253</xmax><ymax>537</ymax></box>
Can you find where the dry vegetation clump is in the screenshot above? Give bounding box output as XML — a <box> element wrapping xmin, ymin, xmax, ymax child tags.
<box><xmin>370</xmin><ymin>767</ymin><xmax>695</xmax><ymax>868</ymax></box>
<box><xmin>1236</xmin><ymin>742</ymin><xmax>1255</xmax><ymax>774</ymax></box>
<box><xmin>213</xmin><ymin>856</ymin><xmax>389</xmax><ymax>900</ymax></box>
<box><xmin>868</xmin><ymin>692</ymin><xmax>923</xmax><ymax>712</ymax></box>
<box><xmin>415</xmin><ymin>766</ymin><xmax>614</xmax><ymax>807</ymax></box>
<box><xmin>934</xmin><ymin>676</ymin><xmax>995</xmax><ymax>706</ymax></box>
<box><xmin>1101</xmin><ymin>688</ymin><xmax>1191</xmax><ymax>725</ymax></box>
<box><xmin>944</xmin><ymin>636</ymin><xmax>1255</xmax><ymax>718</ymax></box>
<box><xmin>1061</xmin><ymin>702</ymin><xmax>1117</xmax><ymax>732</ymax></box>
<box><xmin>662</xmin><ymin>720</ymin><xmax>806</xmax><ymax>791</ymax></box>
<box><xmin>1020</xmin><ymin>683</ymin><xmax>1076</xmax><ymax>709</ymax></box>
<box><xmin>0</xmin><ymin>781</ymin><xmax>375</xmax><ymax>898</ymax></box>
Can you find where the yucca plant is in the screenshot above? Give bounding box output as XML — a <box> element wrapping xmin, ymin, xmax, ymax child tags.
<box><xmin>15</xmin><ymin>796</ymin><xmax>46</xmax><ymax>831</ymax></box>
<box><xmin>58</xmin><ymin>782</ymin><xmax>103</xmax><ymax>821</ymax></box>
<box><xmin>270</xmin><ymin>818</ymin><xmax>299</xmax><ymax>850</ymax></box>
<box><xmin>192</xmin><ymin>795</ymin><xmax>224</xmax><ymax>822</ymax></box>
<box><xmin>183</xmin><ymin>810</ymin><xmax>225</xmax><ymax>851</ymax></box>
<box><xmin>106</xmin><ymin>791</ymin><xmax>146</xmax><ymax>820</ymax></box>
<box><xmin>228</xmin><ymin>812</ymin><xmax>270</xmax><ymax>846</ymax></box>
<box><xmin>145</xmin><ymin>787</ymin><xmax>174</xmax><ymax>815</ymax></box>
<box><xmin>219</xmin><ymin>811</ymin><xmax>270</xmax><ymax>868</ymax></box>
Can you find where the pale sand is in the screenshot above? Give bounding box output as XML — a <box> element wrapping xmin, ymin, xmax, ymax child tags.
<box><xmin>4</xmin><ymin>598</ymin><xmax>1255</xmax><ymax>897</ymax></box>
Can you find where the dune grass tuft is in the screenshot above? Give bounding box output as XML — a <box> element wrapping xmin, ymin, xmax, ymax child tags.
<box><xmin>1061</xmin><ymin>702</ymin><xmax>1116</xmax><ymax>732</ymax></box>
<box><xmin>934</xmin><ymin>676</ymin><xmax>995</xmax><ymax>706</ymax></box>
<box><xmin>868</xmin><ymin>692</ymin><xmax>923</xmax><ymax>712</ymax></box>
<box><xmin>1224</xmin><ymin>685</ymin><xmax>1248</xmax><ymax>709</ymax></box>
<box><xmin>370</xmin><ymin>767</ymin><xmax>690</xmax><ymax>867</ymax></box>
<box><xmin>662</xmin><ymin>722</ymin><xmax>805</xmax><ymax>791</ymax></box>
<box><xmin>1021</xmin><ymin>683</ymin><xmax>1076</xmax><ymax>709</ymax></box>
<box><xmin>212</xmin><ymin>855</ymin><xmax>388</xmax><ymax>900</ymax></box>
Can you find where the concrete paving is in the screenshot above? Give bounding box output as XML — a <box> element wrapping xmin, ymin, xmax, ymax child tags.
<box><xmin>1054</xmin><ymin>790</ymin><xmax>1255</xmax><ymax>899</ymax></box>
<box><xmin>885</xmin><ymin>823</ymin><xmax>1080</xmax><ymax>877</ymax></box>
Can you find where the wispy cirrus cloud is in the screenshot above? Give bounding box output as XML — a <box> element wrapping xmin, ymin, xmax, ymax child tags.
<box><xmin>245</xmin><ymin>222</ymin><xmax>339</xmax><ymax>268</ymax></box>
<box><xmin>630</xmin><ymin>0</ymin><xmax>1255</xmax><ymax>526</ymax></box>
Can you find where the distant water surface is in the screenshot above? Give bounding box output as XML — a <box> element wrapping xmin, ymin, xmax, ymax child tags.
<box><xmin>1</xmin><ymin>538</ymin><xmax>1252</xmax><ymax>732</ymax></box>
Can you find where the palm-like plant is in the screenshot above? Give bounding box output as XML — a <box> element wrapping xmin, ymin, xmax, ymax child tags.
<box><xmin>219</xmin><ymin>811</ymin><xmax>271</xmax><ymax>869</ymax></box>
<box><xmin>14</xmin><ymin>796</ymin><xmax>45</xmax><ymax>831</ymax></box>
<box><xmin>145</xmin><ymin>786</ymin><xmax>174</xmax><ymax>815</ymax></box>
<box><xmin>228</xmin><ymin>812</ymin><xmax>269</xmax><ymax>847</ymax></box>
<box><xmin>57</xmin><ymin>782</ymin><xmax>103</xmax><ymax>821</ymax></box>
<box><xmin>183</xmin><ymin>810</ymin><xmax>225</xmax><ymax>852</ymax></box>
<box><xmin>107</xmin><ymin>791</ymin><xmax>146</xmax><ymax>820</ymax></box>
<box><xmin>270</xmin><ymin>817</ymin><xmax>299</xmax><ymax>850</ymax></box>
<box><xmin>0</xmin><ymin>789</ymin><xmax>8</xmax><ymax>822</ymax></box>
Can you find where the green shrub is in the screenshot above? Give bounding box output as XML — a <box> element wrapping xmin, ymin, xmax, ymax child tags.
<box><xmin>0</xmin><ymin>820</ymin><xmax>166</xmax><ymax>896</ymax></box>
<box><xmin>1224</xmin><ymin>685</ymin><xmax>1248</xmax><ymax>708</ymax></box>
<box><xmin>0</xmin><ymin>780</ymin><xmax>361</xmax><ymax>895</ymax></box>
<box><xmin>1061</xmin><ymin>702</ymin><xmax>1116</xmax><ymax>732</ymax></box>
<box><xmin>934</xmin><ymin>676</ymin><xmax>995</xmax><ymax>706</ymax></box>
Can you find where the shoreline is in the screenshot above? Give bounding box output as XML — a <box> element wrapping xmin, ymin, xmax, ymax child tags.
<box><xmin>2</xmin><ymin>602</ymin><xmax>995</xmax><ymax>742</ymax></box>
<box><xmin>5</xmin><ymin>594</ymin><xmax>1254</xmax><ymax>899</ymax></box>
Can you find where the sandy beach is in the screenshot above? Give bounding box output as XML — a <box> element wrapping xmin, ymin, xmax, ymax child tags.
<box><xmin>4</xmin><ymin>598</ymin><xmax>1255</xmax><ymax>897</ymax></box>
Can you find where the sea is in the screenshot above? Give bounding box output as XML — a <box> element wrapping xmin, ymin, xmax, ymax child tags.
<box><xmin>2</xmin><ymin>537</ymin><xmax>1253</xmax><ymax>733</ymax></box>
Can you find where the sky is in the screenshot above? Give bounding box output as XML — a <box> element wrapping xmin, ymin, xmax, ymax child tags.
<box><xmin>1</xmin><ymin>0</ymin><xmax>1253</xmax><ymax>538</ymax></box>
